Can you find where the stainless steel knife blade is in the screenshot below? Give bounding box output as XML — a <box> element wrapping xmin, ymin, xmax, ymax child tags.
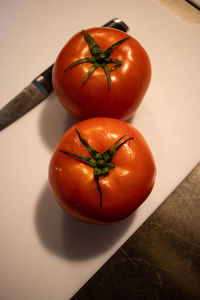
<box><xmin>0</xmin><ymin>66</ymin><xmax>53</xmax><ymax>131</ymax></box>
<box><xmin>0</xmin><ymin>18</ymin><xmax>129</xmax><ymax>131</ymax></box>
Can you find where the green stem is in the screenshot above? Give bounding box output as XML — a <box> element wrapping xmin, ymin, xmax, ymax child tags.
<box><xmin>102</xmin><ymin>63</ymin><xmax>112</xmax><ymax>88</ymax></box>
<box><xmin>95</xmin><ymin>176</ymin><xmax>102</xmax><ymax>208</ymax></box>
<box><xmin>59</xmin><ymin>129</ymin><xmax>133</xmax><ymax>208</ymax></box>
<box><xmin>64</xmin><ymin>30</ymin><xmax>129</xmax><ymax>87</ymax></box>
<box><xmin>106</xmin><ymin>135</ymin><xmax>127</xmax><ymax>152</ymax></box>
<box><xmin>111</xmin><ymin>137</ymin><xmax>134</xmax><ymax>158</ymax></box>
<box><xmin>82</xmin><ymin>64</ymin><xmax>98</xmax><ymax>84</ymax></box>
<box><xmin>81</xmin><ymin>30</ymin><xmax>102</xmax><ymax>56</ymax></box>
<box><xmin>64</xmin><ymin>57</ymin><xmax>95</xmax><ymax>72</ymax></box>
<box><xmin>59</xmin><ymin>150</ymin><xmax>96</xmax><ymax>167</ymax></box>
<box><xmin>75</xmin><ymin>128</ymin><xmax>99</xmax><ymax>158</ymax></box>
<box><xmin>105</xmin><ymin>37</ymin><xmax>129</xmax><ymax>57</ymax></box>
<box><xmin>109</xmin><ymin>58</ymin><xmax>122</xmax><ymax>72</ymax></box>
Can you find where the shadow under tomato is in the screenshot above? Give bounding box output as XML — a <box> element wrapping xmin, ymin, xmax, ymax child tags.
<box><xmin>126</xmin><ymin>114</ymin><xmax>135</xmax><ymax>124</ymax></box>
<box><xmin>35</xmin><ymin>183</ymin><xmax>135</xmax><ymax>260</ymax></box>
<box><xmin>38</xmin><ymin>92</ymin><xmax>77</xmax><ymax>150</ymax></box>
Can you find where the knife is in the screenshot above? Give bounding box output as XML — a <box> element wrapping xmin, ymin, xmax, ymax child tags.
<box><xmin>0</xmin><ymin>18</ymin><xmax>129</xmax><ymax>131</ymax></box>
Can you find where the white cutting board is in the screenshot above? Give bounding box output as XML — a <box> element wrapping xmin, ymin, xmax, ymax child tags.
<box><xmin>0</xmin><ymin>1</ymin><xmax>200</xmax><ymax>299</ymax></box>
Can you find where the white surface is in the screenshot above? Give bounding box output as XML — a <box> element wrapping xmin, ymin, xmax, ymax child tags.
<box><xmin>0</xmin><ymin>1</ymin><xmax>200</xmax><ymax>299</ymax></box>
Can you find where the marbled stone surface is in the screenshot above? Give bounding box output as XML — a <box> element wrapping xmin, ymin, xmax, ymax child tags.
<box><xmin>72</xmin><ymin>164</ymin><xmax>200</xmax><ymax>300</ymax></box>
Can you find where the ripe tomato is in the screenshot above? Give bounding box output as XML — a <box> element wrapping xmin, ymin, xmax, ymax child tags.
<box><xmin>49</xmin><ymin>118</ymin><xmax>156</xmax><ymax>224</ymax></box>
<box><xmin>52</xmin><ymin>27</ymin><xmax>151</xmax><ymax>120</ymax></box>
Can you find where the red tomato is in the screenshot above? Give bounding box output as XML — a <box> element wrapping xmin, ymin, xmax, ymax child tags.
<box><xmin>49</xmin><ymin>118</ymin><xmax>156</xmax><ymax>224</ymax></box>
<box><xmin>52</xmin><ymin>27</ymin><xmax>151</xmax><ymax>120</ymax></box>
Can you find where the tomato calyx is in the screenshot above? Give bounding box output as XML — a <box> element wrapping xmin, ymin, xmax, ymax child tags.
<box><xmin>64</xmin><ymin>30</ymin><xmax>129</xmax><ymax>88</ymax></box>
<box><xmin>59</xmin><ymin>129</ymin><xmax>133</xmax><ymax>208</ymax></box>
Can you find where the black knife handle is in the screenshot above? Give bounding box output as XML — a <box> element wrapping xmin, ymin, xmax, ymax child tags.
<box><xmin>32</xmin><ymin>18</ymin><xmax>129</xmax><ymax>95</ymax></box>
<box><xmin>103</xmin><ymin>18</ymin><xmax>129</xmax><ymax>32</ymax></box>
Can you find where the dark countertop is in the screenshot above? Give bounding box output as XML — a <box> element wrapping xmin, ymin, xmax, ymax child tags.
<box><xmin>72</xmin><ymin>163</ymin><xmax>200</xmax><ymax>300</ymax></box>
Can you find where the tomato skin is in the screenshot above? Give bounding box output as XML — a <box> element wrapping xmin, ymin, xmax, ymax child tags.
<box><xmin>52</xmin><ymin>27</ymin><xmax>151</xmax><ymax>120</ymax></box>
<box><xmin>49</xmin><ymin>118</ymin><xmax>156</xmax><ymax>224</ymax></box>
